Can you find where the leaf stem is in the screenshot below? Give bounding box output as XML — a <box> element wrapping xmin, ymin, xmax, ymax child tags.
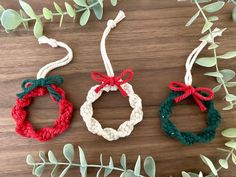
<box><xmin>195</xmin><ymin>1</ymin><xmax>233</xmax><ymax>107</ymax></box>
<box><xmin>216</xmin><ymin>148</ymin><xmax>234</xmax><ymax>172</ymax></box>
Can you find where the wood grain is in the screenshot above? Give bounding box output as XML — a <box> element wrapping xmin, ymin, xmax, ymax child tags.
<box><xmin>0</xmin><ymin>0</ymin><xmax>236</xmax><ymax>176</ymax></box>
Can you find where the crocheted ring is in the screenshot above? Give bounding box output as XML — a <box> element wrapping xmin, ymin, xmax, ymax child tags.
<box><xmin>11</xmin><ymin>76</ymin><xmax>73</xmax><ymax>142</ymax></box>
<box><xmin>159</xmin><ymin>89</ymin><xmax>221</xmax><ymax>145</ymax></box>
<box><xmin>80</xmin><ymin>82</ymin><xmax>143</xmax><ymax>141</ymax></box>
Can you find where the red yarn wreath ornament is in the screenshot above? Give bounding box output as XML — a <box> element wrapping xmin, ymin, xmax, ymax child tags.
<box><xmin>12</xmin><ymin>82</ymin><xmax>73</xmax><ymax>142</ymax></box>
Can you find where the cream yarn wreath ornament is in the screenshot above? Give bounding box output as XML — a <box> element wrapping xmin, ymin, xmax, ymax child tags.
<box><xmin>80</xmin><ymin>11</ymin><xmax>143</xmax><ymax>141</ymax></box>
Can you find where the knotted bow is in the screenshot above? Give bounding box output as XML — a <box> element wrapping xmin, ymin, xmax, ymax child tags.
<box><xmin>17</xmin><ymin>75</ymin><xmax>64</xmax><ymax>101</ymax></box>
<box><xmin>91</xmin><ymin>69</ymin><xmax>134</xmax><ymax>97</ymax></box>
<box><xmin>169</xmin><ymin>82</ymin><xmax>214</xmax><ymax>111</ymax></box>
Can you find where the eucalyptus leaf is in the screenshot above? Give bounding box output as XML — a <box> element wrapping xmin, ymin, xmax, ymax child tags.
<box><xmin>182</xmin><ymin>171</ymin><xmax>191</xmax><ymax>177</ymax></box>
<box><xmin>59</xmin><ymin>165</ymin><xmax>71</xmax><ymax>177</ymax></box>
<box><xmin>111</xmin><ymin>0</ymin><xmax>118</xmax><ymax>6</ymax></box>
<box><xmin>96</xmin><ymin>154</ymin><xmax>103</xmax><ymax>177</ymax></box>
<box><xmin>1</xmin><ymin>9</ymin><xmax>23</xmax><ymax>30</ymax></box>
<box><xmin>120</xmin><ymin>154</ymin><xmax>127</xmax><ymax>170</ymax></box>
<box><xmin>200</xmin><ymin>155</ymin><xmax>218</xmax><ymax>176</ymax></box>
<box><xmin>218</xmin><ymin>51</ymin><xmax>236</xmax><ymax>59</ymax></box>
<box><xmin>80</xmin><ymin>9</ymin><xmax>90</xmax><ymax>26</ymax></box>
<box><xmin>232</xmin><ymin>154</ymin><xmax>236</xmax><ymax>165</ymax></box>
<box><xmin>20</xmin><ymin>9</ymin><xmax>29</xmax><ymax>29</ymax></box>
<box><xmin>65</xmin><ymin>2</ymin><xmax>75</xmax><ymax>18</ymax></box>
<box><xmin>208</xmin><ymin>43</ymin><xmax>218</xmax><ymax>50</ymax></box>
<box><xmin>217</xmin><ymin>69</ymin><xmax>235</xmax><ymax>83</ymax></box>
<box><xmin>222</xmin><ymin>128</ymin><xmax>236</xmax><ymax>138</ymax></box>
<box><xmin>43</xmin><ymin>8</ymin><xmax>53</xmax><ymax>20</ymax></box>
<box><xmin>226</xmin><ymin>94</ymin><xmax>236</xmax><ymax>102</ymax></box>
<box><xmin>134</xmin><ymin>156</ymin><xmax>141</xmax><ymax>176</ymax></box>
<box><xmin>48</xmin><ymin>150</ymin><xmax>58</xmax><ymax>164</ymax></box>
<box><xmin>26</xmin><ymin>154</ymin><xmax>35</xmax><ymax>165</ymax></box>
<box><xmin>98</xmin><ymin>0</ymin><xmax>104</xmax><ymax>8</ymax></box>
<box><xmin>79</xmin><ymin>146</ymin><xmax>87</xmax><ymax>167</ymax></box>
<box><xmin>144</xmin><ymin>156</ymin><xmax>156</xmax><ymax>177</ymax></box>
<box><xmin>93</xmin><ymin>2</ymin><xmax>103</xmax><ymax>20</ymax></box>
<box><xmin>225</xmin><ymin>141</ymin><xmax>236</xmax><ymax>149</ymax></box>
<box><xmin>33</xmin><ymin>19</ymin><xmax>43</xmax><ymax>38</ymax></box>
<box><xmin>212</xmin><ymin>85</ymin><xmax>222</xmax><ymax>93</ymax></box>
<box><xmin>219</xmin><ymin>159</ymin><xmax>228</xmax><ymax>169</ymax></box>
<box><xmin>195</xmin><ymin>57</ymin><xmax>216</xmax><ymax>67</ymax></box>
<box><xmin>202</xmin><ymin>21</ymin><xmax>213</xmax><ymax>34</ymax></box>
<box><xmin>204</xmin><ymin>72</ymin><xmax>223</xmax><ymax>78</ymax></box>
<box><xmin>225</xmin><ymin>82</ymin><xmax>236</xmax><ymax>88</ymax></box>
<box><xmin>203</xmin><ymin>1</ymin><xmax>225</xmax><ymax>13</ymax></box>
<box><xmin>186</xmin><ymin>11</ymin><xmax>200</xmax><ymax>27</ymax></box>
<box><xmin>80</xmin><ymin>166</ymin><xmax>87</xmax><ymax>177</ymax></box>
<box><xmin>223</xmin><ymin>104</ymin><xmax>233</xmax><ymax>111</ymax></box>
<box><xmin>0</xmin><ymin>5</ymin><xmax>5</xmax><ymax>18</ymax></box>
<box><xmin>186</xmin><ymin>172</ymin><xmax>199</xmax><ymax>177</ymax></box>
<box><xmin>35</xmin><ymin>164</ymin><xmax>45</xmax><ymax>177</ymax></box>
<box><xmin>74</xmin><ymin>0</ymin><xmax>88</xmax><ymax>7</ymax></box>
<box><xmin>104</xmin><ymin>157</ymin><xmax>114</xmax><ymax>177</ymax></box>
<box><xmin>121</xmin><ymin>170</ymin><xmax>136</xmax><ymax>177</ymax></box>
<box><xmin>51</xmin><ymin>165</ymin><xmax>58</xmax><ymax>177</ymax></box>
<box><xmin>233</xmin><ymin>7</ymin><xmax>236</xmax><ymax>23</ymax></box>
<box><xmin>39</xmin><ymin>151</ymin><xmax>46</xmax><ymax>163</ymax></box>
<box><xmin>63</xmin><ymin>144</ymin><xmax>74</xmax><ymax>163</ymax></box>
<box><xmin>53</xmin><ymin>2</ymin><xmax>63</xmax><ymax>14</ymax></box>
<box><xmin>208</xmin><ymin>16</ymin><xmax>219</xmax><ymax>22</ymax></box>
<box><xmin>19</xmin><ymin>0</ymin><xmax>37</xmax><ymax>19</ymax></box>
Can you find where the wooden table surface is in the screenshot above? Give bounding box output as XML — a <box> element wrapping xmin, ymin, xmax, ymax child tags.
<box><xmin>0</xmin><ymin>0</ymin><xmax>236</xmax><ymax>176</ymax></box>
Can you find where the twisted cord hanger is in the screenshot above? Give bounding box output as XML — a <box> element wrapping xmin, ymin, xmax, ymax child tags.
<box><xmin>37</xmin><ymin>36</ymin><xmax>73</xmax><ymax>79</ymax></box>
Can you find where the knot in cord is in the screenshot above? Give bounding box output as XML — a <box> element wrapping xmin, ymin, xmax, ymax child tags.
<box><xmin>107</xmin><ymin>20</ymin><xmax>117</xmax><ymax>29</ymax></box>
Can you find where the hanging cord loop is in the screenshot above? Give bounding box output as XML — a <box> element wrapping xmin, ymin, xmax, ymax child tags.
<box><xmin>100</xmin><ymin>10</ymin><xmax>126</xmax><ymax>77</ymax></box>
<box><xmin>37</xmin><ymin>36</ymin><xmax>73</xmax><ymax>79</ymax></box>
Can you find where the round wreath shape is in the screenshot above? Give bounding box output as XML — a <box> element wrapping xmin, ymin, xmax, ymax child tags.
<box><xmin>11</xmin><ymin>76</ymin><xmax>73</xmax><ymax>142</ymax></box>
<box><xmin>159</xmin><ymin>82</ymin><xmax>221</xmax><ymax>145</ymax></box>
<box><xmin>80</xmin><ymin>69</ymin><xmax>143</xmax><ymax>141</ymax></box>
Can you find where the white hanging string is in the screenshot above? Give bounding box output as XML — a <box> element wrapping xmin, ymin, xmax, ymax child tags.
<box><xmin>36</xmin><ymin>36</ymin><xmax>73</xmax><ymax>79</ymax></box>
<box><xmin>184</xmin><ymin>28</ymin><xmax>225</xmax><ymax>86</ymax></box>
<box><xmin>100</xmin><ymin>10</ymin><xmax>126</xmax><ymax>77</ymax></box>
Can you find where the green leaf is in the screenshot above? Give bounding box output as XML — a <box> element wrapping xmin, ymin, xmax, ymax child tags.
<box><xmin>226</xmin><ymin>94</ymin><xmax>236</xmax><ymax>102</ymax></box>
<box><xmin>33</xmin><ymin>19</ymin><xmax>43</xmax><ymax>38</ymax></box>
<box><xmin>144</xmin><ymin>156</ymin><xmax>156</xmax><ymax>177</ymax></box>
<box><xmin>1</xmin><ymin>9</ymin><xmax>23</xmax><ymax>30</ymax></box>
<box><xmin>59</xmin><ymin>165</ymin><xmax>71</xmax><ymax>177</ymax></box>
<box><xmin>54</xmin><ymin>2</ymin><xmax>63</xmax><ymax>14</ymax></box>
<box><xmin>121</xmin><ymin>170</ymin><xmax>136</xmax><ymax>177</ymax></box>
<box><xmin>222</xmin><ymin>128</ymin><xmax>236</xmax><ymax>138</ymax></box>
<box><xmin>203</xmin><ymin>1</ymin><xmax>225</xmax><ymax>13</ymax></box>
<box><xmin>212</xmin><ymin>85</ymin><xmax>222</xmax><ymax>93</ymax></box>
<box><xmin>20</xmin><ymin>9</ymin><xmax>29</xmax><ymax>29</ymax></box>
<box><xmin>98</xmin><ymin>0</ymin><xmax>103</xmax><ymax>8</ymax></box>
<box><xmin>111</xmin><ymin>0</ymin><xmax>118</xmax><ymax>6</ymax></box>
<box><xmin>186</xmin><ymin>11</ymin><xmax>200</xmax><ymax>27</ymax></box>
<box><xmin>80</xmin><ymin>166</ymin><xmax>87</xmax><ymax>177</ymax></box>
<box><xmin>104</xmin><ymin>157</ymin><xmax>114</xmax><ymax>177</ymax></box>
<box><xmin>208</xmin><ymin>16</ymin><xmax>219</xmax><ymax>22</ymax></box>
<box><xmin>35</xmin><ymin>164</ymin><xmax>45</xmax><ymax>177</ymax></box>
<box><xmin>218</xmin><ymin>51</ymin><xmax>236</xmax><ymax>59</ymax></box>
<box><xmin>186</xmin><ymin>172</ymin><xmax>198</xmax><ymax>177</ymax></box>
<box><xmin>226</xmin><ymin>82</ymin><xmax>236</xmax><ymax>88</ymax></box>
<box><xmin>120</xmin><ymin>154</ymin><xmax>126</xmax><ymax>170</ymax></box>
<box><xmin>93</xmin><ymin>3</ymin><xmax>103</xmax><ymax>20</ymax></box>
<box><xmin>65</xmin><ymin>2</ymin><xmax>75</xmax><ymax>18</ymax></box>
<box><xmin>223</xmin><ymin>104</ymin><xmax>233</xmax><ymax>111</ymax></box>
<box><xmin>43</xmin><ymin>8</ymin><xmax>53</xmax><ymax>20</ymax></box>
<box><xmin>232</xmin><ymin>154</ymin><xmax>236</xmax><ymax>165</ymax></box>
<box><xmin>195</xmin><ymin>57</ymin><xmax>216</xmax><ymax>67</ymax></box>
<box><xmin>19</xmin><ymin>0</ymin><xmax>37</xmax><ymax>19</ymax></box>
<box><xmin>0</xmin><ymin>5</ymin><xmax>5</xmax><ymax>18</ymax></box>
<box><xmin>200</xmin><ymin>155</ymin><xmax>218</xmax><ymax>176</ymax></box>
<box><xmin>79</xmin><ymin>146</ymin><xmax>87</xmax><ymax>166</ymax></box>
<box><xmin>233</xmin><ymin>7</ymin><xmax>236</xmax><ymax>23</ymax></box>
<box><xmin>219</xmin><ymin>159</ymin><xmax>228</xmax><ymax>169</ymax></box>
<box><xmin>225</xmin><ymin>141</ymin><xmax>236</xmax><ymax>149</ymax></box>
<box><xmin>134</xmin><ymin>156</ymin><xmax>141</xmax><ymax>176</ymax></box>
<box><xmin>74</xmin><ymin>0</ymin><xmax>88</xmax><ymax>7</ymax></box>
<box><xmin>80</xmin><ymin>9</ymin><xmax>90</xmax><ymax>26</ymax></box>
<box><xmin>26</xmin><ymin>154</ymin><xmax>35</xmax><ymax>165</ymax></box>
<box><xmin>51</xmin><ymin>165</ymin><xmax>58</xmax><ymax>177</ymax></box>
<box><xmin>217</xmin><ymin>69</ymin><xmax>235</xmax><ymax>83</ymax></box>
<box><xmin>63</xmin><ymin>144</ymin><xmax>74</xmax><ymax>163</ymax></box>
<box><xmin>48</xmin><ymin>150</ymin><xmax>57</xmax><ymax>163</ymax></box>
<box><xmin>202</xmin><ymin>21</ymin><xmax>213</xmax><ymax>33</ymax></box>
<box><xmin>208</xmin><ymin>43</ymin><xmax>218</xmax><ymax>50</ymax></box>
<box><xmin>39</xmin><ymin>151</ymin><xmax>46</xmax><ymax>162</ymax></box>
<box><xmin>96</xmin><ymin>154</ymin><xmax>103</xmax><ymax>177</ymax></box>
<box><xmin>204</xmin><ymin>72</ymin><xmax>223</xmax><ymax>78</ymax></box>
<box><xmin>182</xmin><ymin>171</ymin><xmax>191</xmax><ymax>177</ymax></box>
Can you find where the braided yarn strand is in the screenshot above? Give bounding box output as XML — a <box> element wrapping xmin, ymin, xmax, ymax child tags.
<box><xmin>159</xmin><ymin>91</ymin><xmax>221</xmax><ymax>145</ymax></box>
<box><xmin>12</xmin><ymin>79</ymin><xmax>73</xmax><ymax>142</ymax></box>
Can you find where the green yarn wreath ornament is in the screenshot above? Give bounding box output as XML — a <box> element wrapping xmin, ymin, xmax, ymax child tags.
<box><xmin>159</xmin><ymin>89</ymin><xmax>221</xmax><ymax>145</ymax></box>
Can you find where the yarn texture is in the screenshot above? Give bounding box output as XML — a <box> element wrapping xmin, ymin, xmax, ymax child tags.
<box><xmin>159</xmin><ymin>87</ymin><xmax>221</xmax><ymax>145</ymax></box>
<box><xmin>12</xmin><ymin>76</ymin><xmax>73</xmax><ymax>142</ymax></box>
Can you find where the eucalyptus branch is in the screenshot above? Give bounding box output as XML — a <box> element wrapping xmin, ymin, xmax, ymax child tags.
<box><xmin>185</xmin><ymin>1</ymin><xmax>236</xmax><ymax>110</ymax></box>
<box><xmin>26</xmin><ymin>144</ymin><xmax>156</xmax><ymax>177</ymax></box>
<box><xmin>0</xmin><ymin>0</ymin><xmax>118</xmax><ymax>38</ymax></box>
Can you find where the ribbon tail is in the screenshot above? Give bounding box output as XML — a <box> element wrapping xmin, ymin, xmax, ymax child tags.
<box><xmin>46</xmin><ymin>86</ymin><xmax>62</xmax><ymax>101</ymax></box>
<box><xmin>193</xmin><ymin>96</ymin><xmax>207</xmax><ymax>112</ymax></box>
<box><xmin>117</xmin><ymin>85</ymin><xmax>128</xmax><ymax>97</ymax></box>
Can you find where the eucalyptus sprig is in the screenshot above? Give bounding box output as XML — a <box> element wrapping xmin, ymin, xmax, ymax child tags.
<box><xmin>185</xmin><ymin>1</ymin><xmax>236</xmax><ymax>110</ymax></box>
<box><xmin>181</xmin><ymin>128</ymin><xmax>236</xmax><ymax>177</ymax></box>
<box><xmin>0</xmin><ymin>0</ymin><xmax>118</xmax><ymax>38</ymax></box>
<box><xmin>26</xmin><ymin>144</ymin><xmax>156</xmax><ymax>177</ymax></box>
